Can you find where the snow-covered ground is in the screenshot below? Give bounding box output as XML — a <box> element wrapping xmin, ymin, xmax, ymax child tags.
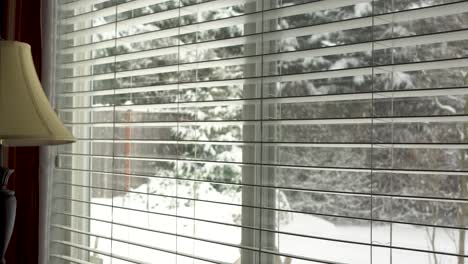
<box><xmin>88</xmin><ymin>179</ymin><xmax>467</xmax><ymax>264</ymax></box>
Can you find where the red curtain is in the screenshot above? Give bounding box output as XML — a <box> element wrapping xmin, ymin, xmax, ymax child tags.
<box><xmin>1</xmin><ymin>0</ymin><xmax>42</xmax><ymax>263</ymax></box>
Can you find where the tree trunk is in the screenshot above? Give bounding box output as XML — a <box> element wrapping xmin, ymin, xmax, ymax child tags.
<box><xmin>458</xmin><ymin>73</ymin><xmax>468</xmax><ymax>264</ymax></box>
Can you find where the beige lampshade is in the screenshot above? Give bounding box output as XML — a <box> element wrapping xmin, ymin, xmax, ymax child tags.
<box><xmin>0</xmin><ymin>41</ymin><xmax>75</xmax><ymax>146</ymax></box>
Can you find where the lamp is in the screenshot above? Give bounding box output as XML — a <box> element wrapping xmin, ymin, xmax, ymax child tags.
<box><xmin>0</xmin><ymin>41</ymin><xmax>75</xmax><ymax>264</ymax></box>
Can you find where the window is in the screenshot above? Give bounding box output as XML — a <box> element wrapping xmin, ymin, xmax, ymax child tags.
<box><xmin>49</xmin><ymin>0</ymin><xmax>468</xmax><ymax>263</ymax></box>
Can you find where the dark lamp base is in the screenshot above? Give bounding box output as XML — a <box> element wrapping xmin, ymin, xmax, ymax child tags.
<box><xmin>0</xmin><ymin>167</ymin><xmax>15</xmax><ymax>264</ymax></box>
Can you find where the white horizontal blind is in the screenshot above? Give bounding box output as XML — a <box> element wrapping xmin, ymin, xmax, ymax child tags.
<box><xmin>49</xmin><ymin>0</ymin><xmax>468</xmax><ymax>263</ymax></box>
